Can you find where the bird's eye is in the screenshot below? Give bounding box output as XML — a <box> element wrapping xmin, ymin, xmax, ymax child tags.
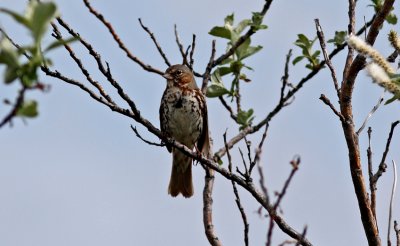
<box><xmin>175</xmin><ymin>70</ymin><xmax>183</xmax><ymax>76</ymax></box>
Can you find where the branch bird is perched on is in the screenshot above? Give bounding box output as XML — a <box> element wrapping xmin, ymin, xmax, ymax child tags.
<box><xmin>160</xmin><ymin>64</ymin><xmax>209</xmax><ymax>198</ymax></box>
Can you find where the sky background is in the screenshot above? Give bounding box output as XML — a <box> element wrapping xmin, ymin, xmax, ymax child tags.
<box><xmin>1</xmin><ymin>0</ymin><xmax>399</xmax><ymax>245</ymax></box>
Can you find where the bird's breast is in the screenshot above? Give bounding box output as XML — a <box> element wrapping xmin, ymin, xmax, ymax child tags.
<box><xmin>161</xmin><ymin>87</ymin><xmax>204</xmax><ymax>145</ymax></box>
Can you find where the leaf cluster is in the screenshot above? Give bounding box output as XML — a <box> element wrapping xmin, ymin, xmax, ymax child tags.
<box><xmin>0</xmin><ymin>1</ymin><xmax>74</xmax><ymax>119</ymax></box>
<box><xmin>292</xmin><ymin>34</ymin><xmax>321</xmax><ymax>70</ymax></box>
<box><xmin>207</xmin><ymin>13</ymin><xmax>266</xmax><ymax>129</ymax></box>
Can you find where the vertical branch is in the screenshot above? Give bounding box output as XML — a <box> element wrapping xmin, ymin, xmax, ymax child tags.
<box><xmin>202</xmin><ymin>166</ymin><xmax>222</xmax><ymax>246</ymax></box>
<box><xmin>367</xmin><ymin>127</ymin><xmax>377</xmax><ymax>220</ymax></box>
<box><xmin>339</xmin><ymin>0</ymin><xmax>395</xmax><ymax>245</ymax></box>
<box><xmin>314</xmin><ymin>19</ymin><xmax>340</xmax><ymax>98</ymax></box>
<box><xmin>394</xmin><ymin>221</ymin><xmax>400</xmax><ymax>246</ymax></box>
<box><xmin>224</xmin><ymin>133</ymin><xmax>249</xmax><ymax>246</ymax></box>
<box><xmin>202</xmin><ymin>40</ymin><xmax>216</xmax><ymax>94</ymax></box>
<box><xmin>189</xmin><ymin>34</ymin><xmax>196</xmax><ymax>69</ymax></box>
<box><xmin>388</xmin><ymin>160</ymin><xmax>397</xmax><ymax>246</ymax></box>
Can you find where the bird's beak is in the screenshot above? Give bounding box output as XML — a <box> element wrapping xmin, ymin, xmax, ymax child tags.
<box><xmin>163</xmin><ymin>73</ymin><xmax>173</xmax><ymax>80</ymax></box>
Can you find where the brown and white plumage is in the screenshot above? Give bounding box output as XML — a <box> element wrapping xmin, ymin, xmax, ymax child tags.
<box><xmin>159</xmin><ymin>64</ymin><xmax>209</xmax><ymax>198</ymax></box>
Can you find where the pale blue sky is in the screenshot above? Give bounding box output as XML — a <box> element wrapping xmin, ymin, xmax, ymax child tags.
<box><xmin>1</xmin><ymin>0</ymin><xmax>399</xmax><ymax>245</ymax></box>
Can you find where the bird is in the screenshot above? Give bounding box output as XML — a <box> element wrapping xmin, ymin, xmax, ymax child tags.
<box><xmin>159</xmin><ymin>64</ymin><xmax>209</xmax><ymax>198</ymax></box>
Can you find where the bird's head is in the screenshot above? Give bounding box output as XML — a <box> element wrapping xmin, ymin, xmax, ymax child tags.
<box><xmin>163</xmin><ymin>64</ymin><xmax>197</xmax><ymax>89</ymax></box>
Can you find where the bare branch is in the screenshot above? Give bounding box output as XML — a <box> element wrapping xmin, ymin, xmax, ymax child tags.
<box><xmin>50</xmin><ymin>23</ymin><xmax>116</xmax><ymax>105</ymax></box>
<box><xmin>138</xmin><ymin>18</ymin><xmax>171</xmax><ymax>67</ymax></box>
<box><xmin>189</xmin><ymin>34</ymin><xmax>196</xmax><ymax>69</ymax></box>
<box><xmin>394</xmin><ymin>221</ymin><xmax>400</xmax><ymax>246</ymax></box>
<box><xmin>202</xmin><ymin>166</ymin><xmax>222</xmax><ymax>246</ymax></box>
<box><xmin>130</xmin><ymin>125</ymin><xmax>164</xmax><ymax>147</ymax></box>
<box><xmin>82</xmin><ymin>0</ymin><xmax>163</xmax><ymax>75</ymax></box>
<box><xmin>357</xmin><ymin>94</ymin><xmax>384</xmax><ymax>135</ymax></box>
<box><xmin>280</xmin><ymin>49</ymin><xmax>292</xmax><ymax>105</ymax></box>
<box><xmin>174</xmin><ymin>24</ymin><xmax>188</xmax><ymax>65</ymax></box>
<box><xmin>314</xmin><ymin>19</ymin><xmax>340</xmax><ymax>98</ymax></box>
<box><xmin>372</xmin><ymin>121</ymin><xmax>400</xmax><ymax>184</ymax></box>
<box><xmin>388</xmin><ymin>160</ymin><xmax>397</xmax><ymax>246</ymax></box>
<box><xmin>337</xmin><ymin>1</ymin><xmax>396</xmax><ymax>244</ymax></box>
<box><xmin>367</xmin><ymin>127</ymin><xmax>377</xmax><ymax>221</ymax></box>
<box><xmin>219</xmin><ymin>96</ymin><xmax>238</xmax><ymax>122</ymax></box>
<box><xmin>267</xmin><ymin>157</ymin><xmax>300</xmax><ymax>246</ymax></box>
<box><xmin>295</xmin><ymin>226</ymin><xmax>308</xmax><ymax>246</ymax></box>
<box><xmin>201</xmin><ymin>40</ymin><xmax>216</xmax><ymax>94</ymax></box>
<box><xmin>224</xmin><ymin>132</ymin><xmax>249</xmax><ymax>246</ymax></box>
<box><xmin>319</xmin><ymin>94</ymin><xmax>345</xmax><ymax>122</ymax></box>
<box><xmin>0</xmin><ymin>86</ymin><xmax>26</xmax><ymax>128</ymax></box>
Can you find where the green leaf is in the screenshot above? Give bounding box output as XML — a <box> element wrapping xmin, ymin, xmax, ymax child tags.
<box><xmin>385</xmin><ymin>94</ymin><xmax>400</xmax><ymax>104</ymax></box>
<box><xmin>224</xmin><ymin>14</ymin><xmax>234</xmax><ymax>26</ymax></box>
<box><xmin>4</xmin><ymin>66</ymin><xmax>19</xmax><ymax>84</ymax></box>
<box><xmin>44</xmin><ymin>36</ymin><xmax>78</xmax><ymax>52</ymax></box>
<box><xmin>20</xmin><ymin>63</ymin><xmax>38</xmax><ymax>87</ymax></box>
<box><xmin>234</xmin><ymin>19</ymin><xmax>251</xmax><ymax>34</ymax></box>
<box><xmin>215</xmin><ymin>66</ymin><xmax>233</xmax><ymax>76</ymax></box>
<box><xmin>237</xmin><ymin>109</ymin><xmax>254</xmax><ymax>129</ymax></box>
<box><xmin>0</xmin><ymin>39</ymin><xmax>19</xmax><ymax>67</ymax></box>
<box><xmin>206</xmin><ymin>70</ymin><xmax>230</xmax><ymax>97</ymax></box>
<box><xmin>17</xmin><ymin>100</ymin><xmax>38</xmax><ymax>118</ymax></box>
<box><xmin>327</xmin><ymin>31</ymin><xmax>347</xmax><ymax>46</ymax></box>
<box><xmin>230</xmin><ymin>61</ymin><xmax>244</xmax><ymax>74</ymax></box>
<box><xmin>206</xmin><ymin>83</ymin><xmax>230</xmax><ymax>98</ymax></box>
<box><xmin>30</xmin><ymin>1</ymin><xmax>58</xmax><ymax>42</ymax></box>
<box><xmin>209</xmin><ymin>26</ymin><xmax>231</xmax><ymax>39</ymax></box>
<box><xmin>251</xmin><ymin>12</ymin><xmax>267</xmax><ymax>31</ymax></box>
<box><xmin>0</xmin><ymin>8</ymin><xmax>30</xmax><ymax>28</ymax></box>
<box><xmin>292</xmin><ymin>56</ymin><xmax>305</xmax><ymax>65</ymax></box>
<box><xmin>236</xmin><ymin>37</ymin><xmax>251</xmax><ymax>60</ymax></box>
<box><xmin>251</xmin><ymin>12</ymin><xmax>263</xmax><ymax>26</ymax></box>
<box><xmin>386</xmin><ymin>13</ymin><xmax>397</xmax><ymax>25</ymax></box>
<box><xmin>241</xmin><ymin>45</ymin><xmax>262</xmax><ymax>60</ymax></box>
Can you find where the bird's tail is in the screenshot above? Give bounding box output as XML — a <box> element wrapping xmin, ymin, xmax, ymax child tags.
<box><xmin>168</xmin><ymin>149</ymin><xmax>193</xmax><ymax>198</ymax></box>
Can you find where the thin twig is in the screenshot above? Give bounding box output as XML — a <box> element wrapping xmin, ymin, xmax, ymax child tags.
<box><xmin>342</xmin><ymin>0</ymin><xmax>356</xmax><ymax>80</ymax></box>
<box><xmin>219</xmin><ymin>96</ymin><xmax>238</xmax><ymax>122</ymax></box>
<box><xmin>189</xmin><ymin>34</ymin><xmax>196</xmax><ymax>69</ymax></box>
<box><xmin>238</xmin><ymin>147</ymin><xmax>250</xmax><ymax>180</ymax></box>
<box><xmin>201</xmin><ymin>40</ymin><xmax>216</xmax><ymax>94</ymax></box>
<box><xmin>224</xmin><ymin>132</ymin><xmax>249</xmax><ymax>246</ymax></box>
<box><xmin>0</xmin><ymin>86</ymin><xmax>26</xmax><ymax>128</ymax></box>
<box><xmin>388</xmin><ymin>160</ymin><xmax>397</xmax><ymax>246</ymax></box>
<box><xmin>130</xmin><ymin>125</ymin><xmax>164</xmax><ymax>147</ymax></box>
<box><xmin>213</xmin><ymin>17</ymin><xmax>374</xmax><ymax>162</ymax></box>
<box><xmin>280</xmin><ymin>50</ymin><xmax>292</xmax><ymax>105</ymax></box>
<box><xmin>367</xmin><ymin>127</ymin><xmax>377</xmax><ymax>221</ymax></box>
<box><xmin>212</xmin><ymin>0</ymin><xmax>274</xmax><ymax>67</ymax></box>
<box><xmin>295</xmin><ymin>226</ymin><xmax>308</xmax><ymax>246</ymax></box>
<box><xmin>254</xmin><ymin>125</ymin><xmax>270</xmax><ymax>200</ymax></box>
<box><xmin>174</xmin><ymin>24</ymin><xmax>188</xmax><ymax>65</ymax></box>
<box><xmin>372</xmin><ymin>121</ymin><xmax>400</xmax><ymax>184</ymax></box>
<box><xmin>82</xmin><ymin>0</ymin><xmax>163</xmax><ymax>75</ymax></box>
<box><xmin>54</xmin><ymin>17</ymin><xmax>142</xmax><ymax>117</ymax></box>
<box><xmin>266</xmin><ymin>156</ymin><xmax>300</xmax><ymax>246</ymax></box>
<box><xmin>138</xmin><ymin>18</ymin><xmax>171</xmax><ymax>67</ymax></box>
<box><xmin>252</xmin><ymin>123</ymin><xmax>269</xmax><ymax>175</ymax></box>
<box><xmin>356</xmin><ymin>94</ymin><xmax>384</xmax><ymax>135</ymax></box>
<box><xmin>319</xmin><ymin>94</ymin><xmax>345</xmax><ymax>122</ymax></box>
<box><xmin>50</xmin><ymin>23</ymin><xmax>116</xmax><ymax>105</ymax></box>
<box><xmin>315</xmin><ymin>19</ymin><xmax>341</xmax><ymax>98</ymax></box>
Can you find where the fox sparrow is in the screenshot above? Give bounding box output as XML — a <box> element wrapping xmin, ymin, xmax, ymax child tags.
<box><xmin>159</xmin><ymin>64</ymin><xmax>209</xmax><ymax>198</ymax></box>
